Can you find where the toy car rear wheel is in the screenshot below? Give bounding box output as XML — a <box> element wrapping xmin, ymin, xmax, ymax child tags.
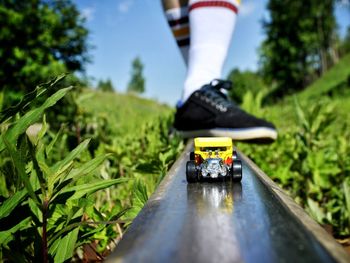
<box><xmin>233</xmin><ymin>150</ymin><xmax>238</xmax><ymax>160</ymax></box>
<box><xmin>232</xmin><ymin>160</ymin><xmax>242</xmax><ymax>182</ymax></box>
<box><xmin>186</xmin><ymin>161</ymin><xmax>198</xmax><ymax>183</ymax></box>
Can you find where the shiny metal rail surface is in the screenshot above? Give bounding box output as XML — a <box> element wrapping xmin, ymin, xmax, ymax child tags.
<box><xmin>107</xmin><ymin>143</ymin><xmax>348</xmax><ymax>263</ymax></box>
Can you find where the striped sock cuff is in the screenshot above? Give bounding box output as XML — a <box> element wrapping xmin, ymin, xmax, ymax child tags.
<box><xmin>165</xmin><ymin>6</ymin><xmax>188</xmax><ymax>22</ymax></box>
<box><xmin>189</xmin><ymin>0</ymin><xmax>240</xmax><ymax>13</ymax></box>
<box><xmin>165</xmin><ymin>7</ymin><xmax>190</xmax><ymax>47</ymax></box>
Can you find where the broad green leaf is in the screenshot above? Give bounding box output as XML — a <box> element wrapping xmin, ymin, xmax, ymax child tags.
<box><xmin>48</xmin><ymin>219</ymin><xmax>81</xmax><ymax>246</ymax></box>
<box><xmin>54</xmin><ymin>178</ymin><xmax>127</xmax><ymax>202</ymax></box>
<box><xmin>45</xmin><ymin>125</ymin><xmax>64</xmax><ymax>156</ymax></box>
<box><xmin>2</xmin><ymin>135</ymin><xmax>39</xmax><ymax>205</ymax></box>
<box><xmin>0</xmin><ymin>217</ymin><xmax>31</xmax><ymax>245</ymax></box>
<box><xmin>49</xmin><ymin>139</ymin><xmax>91</xmax><ymax>195</ymax></box>
<box><xmin>37</xmin><ymin>159</ymin><xmax>53</xmax><ymax>179</ymax></box>
<box><xmin>51</xmin><ymin>139</ymin><xmax>90</xmax><ymax>174</ymax></box>
<box><xmin>29</xmin><ymin>138</ymin><xmax>47</xmax><ymax>189</ymax></box>
<box><xmin>28</xmin><ymin>162</ymin><xmax>43</xmax><ymax>196</ymax></box>
<box><xmin>307</xmin><ymin>198</ymin><xmax>325</xmax><ymax>223</ymax></box>
<box><xmin>53</xmin><ymin>228</ymin><xmax>79</xmax><ymax>263</ymax></box>
<box><xmin>127</xmin><ymin>180</ymin><xmax>149</xmax><ymax>219</ymax></box>
<box><xmin>48</xmin><ymin>236</ymin><xmax>61</xmax><ymax>259</ymax></box>
<box><xmin>0</xmin><ymin>86</ymin><xmax>73</xmax><ymax>152</ymax></box>
<box><xmin>0</xmin><ymin>75</ymin><xmax>66</xmax><ymax>122</ymax></box>
<box><xmin>109</xmin><ymin>207</ymin><xmax>129</xmax><ymax>221</ymax></box>
<box><xmin>36</xmin><ymin>115</ymin><xmax>48</xmax><ymax>143</ymax></box>
<box><xmin>46</xmin><ymin>210</ymin><xmax>70</xmax><ymax>236</ymax></box>
<box><xmin>78</xmin><ymin>224</ymin><xmax>107</xmax><ymax>244</ymax></box>
<box><xmin>48</xmin><ymin>161</ymin><xmax>74</xmax><ymax>197</ymax></box>
<box><xmin>78</xmin><ymin>208</ymin><xmax>129</xmax><ymax>245</ymax></box>
<box><xmin>293</xmin><ymin>96</ymin><xmax>309</xmax><ymax>131</ymax></box>
<box><xmin>48</xmin><ymin>207</ymin><xmax>84</xmax><ymax>245</ymax></box>
<box><xmin>18</xmin><ymin>134</ymin><xmax>28</xmax><ymax>167</ymax></box>
<box><xmin>55</xmin><ymin>154</ymin><xmax>108</xmax><ymax>192</ymax></box>
<box><xmin>28</xmin><ymin>198</ymin><xmax>42</xmax><ymax>224</ymax></box>
<box><xmin>92</xmin><ymin>206</ymin><xmax>106</xmax><ymax>221</ymax></box>
<box><xmin>0</xmin><ymin>189</ymin><xmax>27</xmax><ymax>220</ymax></box>
<box><xmin>67</xmin><ymin>154</ymin><xmax>108</xmax><ymax>181</ymax></box>
<box><xmin>133</xmin><ymin>180</ymin><xmax>148</xmax><ymax>208</ymax></box>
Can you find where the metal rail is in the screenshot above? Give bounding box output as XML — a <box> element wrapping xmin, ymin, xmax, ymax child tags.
<box><xmin>107</xmin><ymin>142</ymin><xmax>349</xmax><ymax>263</ymax></box>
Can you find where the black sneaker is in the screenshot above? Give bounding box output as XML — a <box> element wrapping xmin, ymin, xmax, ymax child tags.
<box><xmin>174</xmin><ymin>79</ymin><xmax>277</xmax><ymax>142</ymax></box>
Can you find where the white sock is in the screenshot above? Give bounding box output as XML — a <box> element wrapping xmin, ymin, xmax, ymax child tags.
<box><xmin>165</xmin><ymin>7</ymin><xmax>190</xmax><ymax>64</ymax></box>
<box><xmin>182</xmin><ymin>0</ymin><xmax>240</xmax><ymax>102</ymax></box>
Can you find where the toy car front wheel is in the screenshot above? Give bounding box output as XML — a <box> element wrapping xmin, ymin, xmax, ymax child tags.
<box><xmin>186</xmin><ymin>161</ymin><xmax>198</xmax><ymax>183</ymax></box>
<box><xmin>190</xmin><ymin>151</ymin><xmax>195</xmax><ymax>161</ymax></box>
<box><xmin>231</xmin><ymin>160</ymin><xmax>242</xmax><ymax>182</ymax></box>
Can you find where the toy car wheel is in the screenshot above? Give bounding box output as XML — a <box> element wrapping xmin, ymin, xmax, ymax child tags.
<box><xmin>233</xmin><ymin>150</ymin><xmax>238</xmax><ymax>160</ymax></box>
<box><xmin>190</xmin><ymin>151</ymin><xmax>195</xmax><ymax>161</ymax></box>
<box><xmin>186</xmin><ymin>161</ymin><xmax>198</xmax><ymax>183</ymax></box>
<box><xmin>231</xmin><ymin>160</ymin><xmax>242</xmax><ymax>182</ymax></box>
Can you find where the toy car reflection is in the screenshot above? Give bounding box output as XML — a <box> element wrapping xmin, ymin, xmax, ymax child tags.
<box><xmin>186</xmin><ymin>137</ymin><xmax>242</xmax><ymax>183</ymax></box>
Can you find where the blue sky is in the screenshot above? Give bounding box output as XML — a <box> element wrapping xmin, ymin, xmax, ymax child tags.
<box><xmin>75</xmin><ymin>0</ymin><xmax>350</xmax><ymax>106</ymax></box>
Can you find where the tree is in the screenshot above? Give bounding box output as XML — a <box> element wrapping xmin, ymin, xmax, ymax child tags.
<box><xmin>0</xmin><ymin>0</ymin><xmax>89</xmax><ymax>95</ymax></box>
<box><xmin>226</xmin><ymin>69</ymin><xmax>267</xmax><ymax>104</ymax></box>
<box><xmin>340</xmin><ymin>26</ymin><xmax>350</xmax><ymax>55</ymax></box>
<box><xmin>127</xmin><ymin>57</ymin><xmax>145</xmax><ymax>94</ymax></box>
<box><xmin>97</xmin><ymin>78</ymin><xmax>114</xmax><ymax>92</ymax></box>
<box><xmin>260</xmin><ymin>0</ymin><xmax>337</xmax><ymax>99</ymax></box>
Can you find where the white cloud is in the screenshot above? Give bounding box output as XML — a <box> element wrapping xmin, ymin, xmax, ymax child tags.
<box><xmin>81</xmin><ymin>7</ymin><xmax>95</xmax><ymax>22</ymax></box>
<box><xmin>118</xmin><ymin>0</ymin><xmax>134</xmax><ymax>14</ymax></box>
<box><xmin>339</xmin><ymin>0</ymin><xmax>350</xmax><ymax>6</ymax></box>
<box><xmin>239</xmin><ymin>2</ymin><xmax>256</xmax><ymax>17</ymax></box>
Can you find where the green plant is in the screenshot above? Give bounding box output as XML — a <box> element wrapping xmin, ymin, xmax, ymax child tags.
<box><xmin>0</xmin><ymin>77</ymin><xmax>127</xmax><ymax>262</ymax></box>
<box><xmin>0</xmin><ymin>72</ymin><xmax>185</xmax><ymax>261</ymax></box>
<box><xmin>238</xmin><ymin>96</ymin><xmax>350</xmax><ymax>236</ymax></box>
<box><xmin>227</xmin><ymin>69</ymin><xmax>268</xmax><ymax>104</ymax></box>
<box><xmin>240</xmin><ymin>89</ymin><xmax>268</xmax><ymax>117</ymax></box>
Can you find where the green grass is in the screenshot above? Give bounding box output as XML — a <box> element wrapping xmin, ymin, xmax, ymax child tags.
<box><xmin>78</xmin><ymin>90</ymin><xmax>171</xmax><ymax>135</ymax></box>
<box><xmin>298</xmin><ymin>53</ymin><xmax>350</xmax><ymax>100</ymax></box>
<box><xmin>263</xmin><ymin>53</ymin><xmax>350</xmax><ymax>130</ymax></box>
<box><xmin>238</xmin><ymin>54</ymin><xmax>350</xmax><ymax>237</ymax></box>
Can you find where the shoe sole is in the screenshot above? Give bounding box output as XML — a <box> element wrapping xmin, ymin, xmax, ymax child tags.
<box><xmin>177</xmin><ymin>127</ymin><xmax>278</xmax><ymax>142</ymax></box>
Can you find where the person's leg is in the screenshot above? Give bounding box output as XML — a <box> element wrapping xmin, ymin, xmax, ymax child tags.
<box><xmin>162</xmin><ymin>0</ymin><xmax>190</xmax><ymax>64</ymax></box>
<box><xmin>162</xmin><ymin>0</ymin><xmax>278</xmax><ymax>142</ymax></box>
<box><xmin>183</xmin><ymin>0</ymin><xmax>240</xmax><ymax>102</ymax></box>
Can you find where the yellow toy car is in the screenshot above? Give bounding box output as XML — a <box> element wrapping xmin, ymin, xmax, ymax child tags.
<box><xmin>186</xmin><ymin>137</ymin><xmax>242</xmax><ymax>183</ymax></box>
